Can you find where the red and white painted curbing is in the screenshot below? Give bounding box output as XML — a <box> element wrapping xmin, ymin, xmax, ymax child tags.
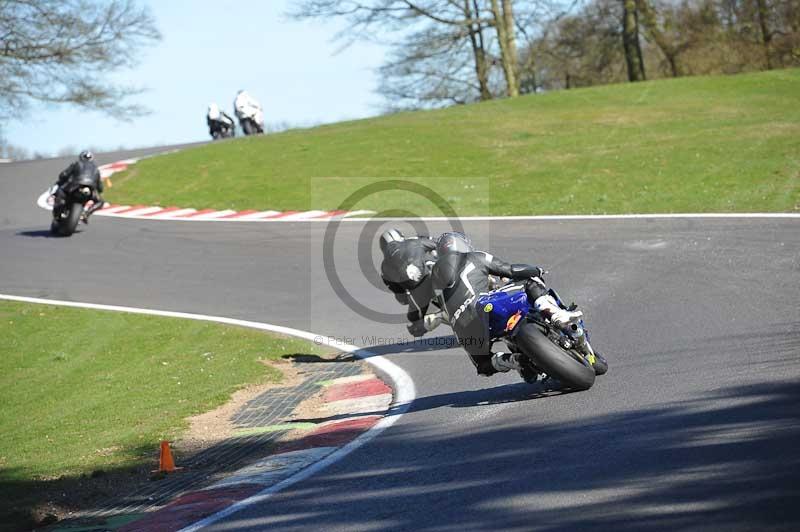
<box><xmin>120</xmin><ymin>373</ymin><xmax>393</xmax><ymax>532</ymax></box>
<box><xmin>36</xmin><ymin>158</ymin><xmax>373</xmax><ymax>222</ymax></box>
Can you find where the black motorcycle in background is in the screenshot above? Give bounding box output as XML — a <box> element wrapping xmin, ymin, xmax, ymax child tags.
<box><xmin>211</xmin><ymin>121</ymin><xmax>235</xmax><ymax>140</ymax></box>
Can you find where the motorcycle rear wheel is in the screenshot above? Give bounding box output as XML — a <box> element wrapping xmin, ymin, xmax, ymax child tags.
<box><xmin>515</xmin><ymin>322</ymin><xmax>596</xmax><ymax>391</ymax></box>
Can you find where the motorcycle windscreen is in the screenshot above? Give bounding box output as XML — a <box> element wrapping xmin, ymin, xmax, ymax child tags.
<box><xmin>74</xmin><ymin>170</ymin><xmax>97</xmax><ymax>188</ymax></box>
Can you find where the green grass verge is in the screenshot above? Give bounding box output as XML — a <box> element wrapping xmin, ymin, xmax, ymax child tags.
<box><xmin>0</xmin><ymin>301</ymin><xmax>328</xmax><ymax>529</ymax></box>
<box><xmin>107</xmin><ymin>69</ymin><xmax>800</xmax><ymax>215</ymax></box>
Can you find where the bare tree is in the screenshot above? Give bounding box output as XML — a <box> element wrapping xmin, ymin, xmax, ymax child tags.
<box><xmin>529</xmin><ymin>0</ymin><xmax>626</xmax><ymax>90</ymax></box>
<box><xmin>289</xmin><ymin>0</ymin><xmax>526</xmax><ymax>106</ymax></box>
<box><xmin>755</xmin><ymin>0</ymin><xmax>775</xmax><ymax>68</ymax></box>
<box><xmin>0</xmin><ymin>0</ymin><xmax>161</xmax><ymax>120</ymax></box>
<box><xmin>622</xmin><ymin>0</ymin><xmax>646</xmax><ymax>80</ymax></box>
<box><xmin>490</xmin><ymin>0</ymin><xmax>520</xmax><ymax>95</ymax></box>
<box><xmin>465</xmin><ymin>0</ymin><xmax>492</xmax><ymax>100</ymax></box>
<box><xmin>379</xmin><ymin>24</ymin><xmax>486</xmax><ymax>108</ymax></box>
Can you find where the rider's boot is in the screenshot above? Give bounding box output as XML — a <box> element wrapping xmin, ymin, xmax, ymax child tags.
<box><xmin>423</xmin><ymin>311</ymin><xmax>447</xmax><ymax>332</ymax></box>
<box><xmin>492</xmin><ymin>352</ymin><xmax>542</xmax><ymax>384</ymax></box>
<box><xmin>491</xmin><ymin>352</ymin><xmax>523</xmax><ymax>373</ymax></box>
<box><xmin>534</xmin><ymin>295</ymin><xmax>583</xmax><ymax>331</ymax></box>
<box><xmin>82</xmin><ymin>201</ymin><xmax>106</xmax><ymax>224</ymax></box>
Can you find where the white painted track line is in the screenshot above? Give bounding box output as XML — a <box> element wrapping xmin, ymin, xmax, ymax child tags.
<box><xmin>335</xmin><ymin>213</ymin><xmax>800</xmax><ymax>222</ymax></box>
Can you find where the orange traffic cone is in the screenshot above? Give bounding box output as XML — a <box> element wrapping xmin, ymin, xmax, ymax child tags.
<box><xmin>158</xmin><ymin>440</ymin><xmax>178</xmax><ymax>473</ymax></box>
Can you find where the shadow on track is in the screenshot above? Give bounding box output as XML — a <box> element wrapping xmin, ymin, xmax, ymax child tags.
<box><xmin>16</xmin><ymin>229</ymin><xmax>88</xmax><ymax>238</ymax></box>
<box><xmin>289</xmin><ymin>336</ymin><xmax>585</xmax><ymax>424</ymax></box>
<box><xmin>290</xmin><ymin>382</ymin><xmax>568</xmax><ymax>426</ymax></box>
<box><xmin>16</xmin><ymin>229</ymin><xmax>59</xmax><ymax>238</ymax></box>
<box><xmin>394</xmin><ymin>380</ymin><xmax>570</xmax><ymax>414</ymax></box>
<box><xmin>207</xmin><ymin>378</ymin><xmax>800</xmax><ymax>532</ymax></box>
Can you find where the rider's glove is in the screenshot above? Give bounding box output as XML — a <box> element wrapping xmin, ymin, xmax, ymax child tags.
<box><xmin>407</xmin><ymin>320</ymin><xmax>426</xmax><ymax>338</ymax></box>
<box><xmin>510</xmin><ymin>264</ymin><xmax>545</xmax><ymax>281</ymax></box>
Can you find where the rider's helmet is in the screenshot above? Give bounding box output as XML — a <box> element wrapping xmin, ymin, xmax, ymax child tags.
<box><xmin>437</xmin><ymin>231</ymin><xmax>473</xmax><ymax>255</ymax></box>
<box><xmin>379</xmin><ymin>228</ymin><xmax>405</xmax><ymax>254</ymax></box>
<box><xmin>207</xmin><ymin>103</ymin><xmax>221</xmax><ymax>120</ymax></box>
<box><xmin>79</xmin><ymin>150</ymin><xmax>94</xmax><ymax>162</ymax></box>
<box><xmin>234</xmin><ymin>90</ymin><xmax>249</xmax><ymax>112</ymax></box>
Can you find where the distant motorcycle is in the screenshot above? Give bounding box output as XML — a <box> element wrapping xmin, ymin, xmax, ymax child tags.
<box><xmin>480</xmin><ymin>282</ymin><xmax>608</xmax><ymax>390</ymax></box>
<box><xmin>211</xmin><ymin>121</ymin><xmax>235</xmax><ymax>140</ymax></box>
<box><xmin>236</xmin><ymin>104</ymin><xmax>264</xmax><ymax>136</ymax></box>
<box><xmin>48</xmin><ymin>182</ymin><xmax>95</xmax><ymax>236</ymax></box>
<box><xmin>234</xmin><ymin>90</ymin><xmax>265</xmax><ymax>136</ymax></box>
<box><xmin>207</xmin><ymin>103</ymin><xmax>236</xmax><ymax>140</ymax></box>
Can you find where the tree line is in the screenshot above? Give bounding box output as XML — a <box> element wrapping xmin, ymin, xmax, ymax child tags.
<box><xmin>290</xmin><ymin>0</ymin><xmax>800</xmax><ymax>108</ymax></box>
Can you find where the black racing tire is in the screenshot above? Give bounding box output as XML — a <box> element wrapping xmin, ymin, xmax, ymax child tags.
<box><xmin>516</xmin><ymin>323</ymin><xmax>596</xmax><ymax>391</ymax></box>
<box><xmin>56</xmin><ymin>203</ymin><xmax>83</xmax><ymax>236</ymax></box>
<box><xmin>242</xmin><ymin>119</ymin><xmax>255</xmax><ymax>136</ymax></box>
<box><xmin>592</xmin><ymin>353</ymin><xmax>609</xmax><ymax>376</ymax></box>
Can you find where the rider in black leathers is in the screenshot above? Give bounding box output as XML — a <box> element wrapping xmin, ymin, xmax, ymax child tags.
<box><xmin>54</xmin><ymin>151</ymin><xmax>105</xmax><ymax>223</ymax></box>
<box><xmin>379</xmin><ymin>229</ymin><xmax>446</xmax><ymax>337</ymax></box>
<box><xmin>431</xmin><ymin>232</ymin><xmax>582</xmax><ymax>378</ymax></box>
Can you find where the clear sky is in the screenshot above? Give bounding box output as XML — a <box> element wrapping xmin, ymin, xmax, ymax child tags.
<box><xmin>4</xmin><ymin>0</ymin><xmax>387</xmax><ymax>156</ymax></box>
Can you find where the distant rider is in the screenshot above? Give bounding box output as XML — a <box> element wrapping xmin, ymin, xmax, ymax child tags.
<box><xmin>431</xmin><ymin>232</ymin><xmax>583</xmax><ymax>379</ymax></box>
<box><xmin>54</xmin><ymin>150</ymin><xmax>104</xmax><ymax>223</ymax></box>
<box><xmin>207</xmin><ymin>103</ymin><xmax>235</xmax><ymax>138</ymax></box>
<box><xmin>233</xmin><ymin>90</ymin><xmax>264</xmax><ymax>134</ymax></box>
<box><xmin>379</xmin><ymin>229</ymin><xmax>447</xmax><ymax>337</ymax></box>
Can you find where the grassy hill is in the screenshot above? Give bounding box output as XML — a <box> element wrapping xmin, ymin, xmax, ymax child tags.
<box><xmin>107</xmin><ymin>69</ymin><xmax>800</xmax><ymax>215</ymax></box>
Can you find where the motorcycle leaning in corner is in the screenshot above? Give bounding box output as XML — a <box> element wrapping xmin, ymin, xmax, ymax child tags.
<box><xmin>479</xmin><ymin>278</ymin><xmax>608</xmax><ymax>390</ymax></box>
<box><xmin>48</xmin><ymin>180</ymin><xmax>97</xmax><ymax>236</ymax></box>
<box><xmin>233</xmin><ymin>90</ymin><xmax>264</xmax><ymax>136</ymax></box>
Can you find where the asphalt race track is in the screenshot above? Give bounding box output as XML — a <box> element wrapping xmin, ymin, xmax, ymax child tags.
<box><xmin>1</xmin><ymin>148</ymin><xmax>799</xmax><ymax>531</ymax></box>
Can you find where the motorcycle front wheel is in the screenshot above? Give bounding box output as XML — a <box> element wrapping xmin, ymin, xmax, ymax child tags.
<box><xmin>592</xmin><ymin>353</ymin><xmax>609</xmax><ymax>376</ymax></box>
<box><xmin>242</xmin><ymin>119</ymin><xmax>256</xmax><ymax>136</ymax></box>
<box><xmin>515</xmin><ymin>322</ymin><xmax>596</xmax><ymax>391</ymax></box>
<box><xmin>53</xmin><ymin>203</ymin><xmax>83</xmax><ymax>236</ymax></box>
